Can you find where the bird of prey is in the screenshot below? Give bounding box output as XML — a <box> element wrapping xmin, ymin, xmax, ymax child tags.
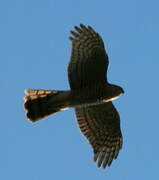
<box><xmin>24</xmin><ymin>24</ymin><xmax>124</xmax><ymax>169</ymax></box>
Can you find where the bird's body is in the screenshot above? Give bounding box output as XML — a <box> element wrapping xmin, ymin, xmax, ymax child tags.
<box><xmin>24</xmin><ymin>24</ymin><xmax>124</xmax><ymax>169</ymax></box>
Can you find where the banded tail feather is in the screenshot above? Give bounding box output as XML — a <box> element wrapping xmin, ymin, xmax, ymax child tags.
<box><xmin>24</xmin><ymin>89</ymin><xmax>70</xmax><ymax>122</ymax></box>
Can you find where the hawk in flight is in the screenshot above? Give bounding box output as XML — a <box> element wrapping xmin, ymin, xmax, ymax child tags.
<box><xmin>24</xmin><ymin>24</ymin><xmax>124</xmax><ymax>169</ymax></box>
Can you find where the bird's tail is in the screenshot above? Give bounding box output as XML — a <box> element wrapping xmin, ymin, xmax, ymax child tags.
<box><xmin>24</xmin><ymin>89</ymin><xmax>70</xmax><ymax>122</ymax></box>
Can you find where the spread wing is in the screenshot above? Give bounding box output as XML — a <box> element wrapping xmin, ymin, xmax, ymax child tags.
<box><xmin>75</xmin><ymin>102</ymin><xmax>123</xmax><ymax>168</ymax></box>
<box><xmin>68</xmin><ymin>24</ymin><xmax>109</xmax><ymax>89</ymax></box>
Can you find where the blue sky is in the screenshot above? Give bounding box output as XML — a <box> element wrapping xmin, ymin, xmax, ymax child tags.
<box><xmin>2</xmin><ymin>0</ymin><xmax>159</xmax><ymax>179</ymax></box>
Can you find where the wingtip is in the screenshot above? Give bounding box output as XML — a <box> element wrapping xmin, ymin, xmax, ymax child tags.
<box><xmin>69</xmin><ymin>36</ymin><xmax>73</xmax><ymax>40</ymax></box>
<box><xmin>80</xmin><ymin>24</ymin><xmax>86</xmax><ymax>29</ymax></box>
<box><xmin>69</xmin><ymin>24</ymin><xmax>95</xmax><ymax>41</ymax></box>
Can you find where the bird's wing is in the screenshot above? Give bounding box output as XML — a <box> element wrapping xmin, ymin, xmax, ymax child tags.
<box><xmin>75</xmin><ymin>102</ymin><xmax>123</xmax><ymax>168</ymax></box>
<box><xmin>68</xmin><ymin>24</ymin><xmax>109</xmax><ymax>89</ymax></box>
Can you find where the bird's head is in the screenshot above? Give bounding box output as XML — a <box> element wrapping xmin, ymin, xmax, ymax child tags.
<box><xmin>102</xmin><ymin>84</ymin><xmax>124</xmax><ymax>103</ymax></box>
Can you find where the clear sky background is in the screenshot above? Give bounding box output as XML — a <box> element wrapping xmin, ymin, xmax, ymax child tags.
<box><xmin>2</xmin><ymin>0</ymin><xmax>159</xmax><ymax>179</ymax></box>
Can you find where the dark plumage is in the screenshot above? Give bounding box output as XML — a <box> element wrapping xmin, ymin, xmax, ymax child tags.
<box><xmin>24</xmin><ymin>24</ymin><xmax>124</xmax><ymax>169</ymax></box>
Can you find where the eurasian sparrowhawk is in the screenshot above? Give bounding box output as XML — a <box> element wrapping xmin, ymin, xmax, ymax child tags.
<box><xmin>24</xmin><ymin>24</ymin><xmax>124</xmax><ymax>169</ymax></box>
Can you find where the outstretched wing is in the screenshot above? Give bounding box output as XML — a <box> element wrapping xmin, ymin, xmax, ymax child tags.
<box><xmin>68</xmin><ymin>24</ymin><xmax>109</xmax><ymax>89</ymax></box>
<box><xmin>75</xmin><ymin>102</ymin><xmax>123</xmax><ymax>168</ymax></box>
